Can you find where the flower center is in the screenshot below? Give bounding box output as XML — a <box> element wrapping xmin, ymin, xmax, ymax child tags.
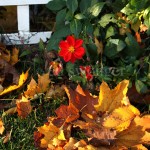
<box><xmin>68</xmin><ymin>46</ymin><xmax>75</xmax><ymax>53</ymax></box>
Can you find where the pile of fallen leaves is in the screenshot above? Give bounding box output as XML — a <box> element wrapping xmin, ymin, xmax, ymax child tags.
<box><xmin>0</xmin><ymin>44</ymin><xmax>150</xmax><ymax>149</ymax></box>
<box><xmin>33</xmin><ymin>80</ymin><xmax>150</xmax><ymax>150</ymax></box>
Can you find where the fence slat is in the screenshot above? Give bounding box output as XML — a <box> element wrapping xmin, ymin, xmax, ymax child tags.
<box><xmin>0</xmin><ymin>0</ymin><xmax>50</xmax><ymax>6</ymax></box>
<box><xmin>0</xmin><ymin>0</ymin><xmax>53</xmax><ymax>45</ymax></box>
<box><xmin>17</xmin><ymin>5</ymin><xmax>30</xmax><ymax>32</ymax></box>
<box><xmin>1</xmin><ymin>32</ymin><xmax>52</xmax><ymax>45</ymax></box>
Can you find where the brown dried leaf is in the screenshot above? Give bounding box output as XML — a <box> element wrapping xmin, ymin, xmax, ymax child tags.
<box><xmin>37</xmin><ymin>73</ymin><xmax>50</xmax><ymax>93</ymax></box>
<box><xmin>64</xmin><ymin>86</ymin><xmax>98</xmax><ymax>115</ymax></box>
<box><xmin>10</xmin><ymin>47</ymin><xmax>19</xmax><ymax>65</ymax></box>
<box><xmin>55</xmin><ymin>103</ymin><xmax>79</xmax><ymax>123</ymax></box>
<box><xmin>94</xmin><ymin>37</ymin><xmax>103</xmax><ymax>54</ymax></box>
<box><xmin>16</xmin><ymin>96</ymin><xmax>32</xmax><ymax>118</ymax></box>
<box><xmin>24</xmin><ymin>78</ymin><xmax>38</xmax><ymax>98</ymax></box>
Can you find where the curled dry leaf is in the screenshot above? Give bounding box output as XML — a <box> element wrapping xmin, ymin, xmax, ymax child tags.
<box><xmin>16</xmin><ymin>96</ymin><xmax>32</xmax><ymax>119</ymax></box>
<box><xmin>0</xmin><ymin>70</ymin><xmax>28</xmax><ymax>96</ymax></box>
<box><xmin>0</xmin><ymin>118</ymin><xmax>5</xmax><ymax>134</ymax></box>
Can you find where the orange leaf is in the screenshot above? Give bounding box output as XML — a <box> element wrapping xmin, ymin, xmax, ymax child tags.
<box><xmin>95</xmin><ymin>80</ymin><xmax>129</xmax><ymax>113</ymax></box>
<box><xmin>135</xmin><ymin>32</ymin><xmax>142</xmax><ymax>43</ymax></box>
<box><xmin>0</xmin><ymin>118</ymin><xmax>5</xmax><ymax>134</ymax></box>
<box><xmin>16</xmin><ymin>96</ymin><xmax>32</xmax><ymax>118</ymax></box>
<box><xmin>55</xmin><ymin>103</ymin><xmax>79</xmax><ymax>123</ymax></box>
<box><xmin>0</xmin><ymin>70</ymin><xmax>28</xmax><ymax>95</ymax></box>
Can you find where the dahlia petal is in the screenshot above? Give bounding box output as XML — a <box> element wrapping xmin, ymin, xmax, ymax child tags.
<box><xmin>59</xmin><ymin>48</ymin><xmax>68</xmax><ymax>57</ymax></box>
<box><xmin>64</xmin><ymin>52</ymin><xmax>72</xmax><ymax>62</ymax></box>
<box><xmin>59</xmin><ymin>41</ymin><xmax>69</xmax><ymax>49</ymax></box>
<box><xmin>74</xmin><ymin>47</ymin><xmax>85</xmax><ymax>59</ymax></box>
<box><xmin>70</xmin><ymin>54</ymin><xmax>76</xmax><ymax>63</ymax></box>
<box><xmin>66</xmin><ymin>36</ymin><xmax>75</xmax><ymax>46</ymax></box>
<box><xmin>75</xmin><ymin>39</ymin><xmax>83</xmax><ymax>49</ymax></box>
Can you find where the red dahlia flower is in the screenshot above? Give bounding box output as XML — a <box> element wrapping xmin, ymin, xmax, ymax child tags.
<box><xmin>59</xmin><ymin>35</ymin><xmax>85</xmax><ymax>63</ymax></box>
<box><xmin>80</xmin><ymin>66</ymin><xmax>93</xmax><ymax>81</ymax></box>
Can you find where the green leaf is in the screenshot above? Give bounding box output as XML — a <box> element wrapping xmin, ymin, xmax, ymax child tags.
<box><xmin>66</xmin><ymin>0</ymin><xmax>78</xmax><ymax>14</ymax></box>
<box><xmin>53</xmin><ymin>25</ymin><xmax>71</xmax><ymax>38</ymax></box>
<box><xmin>55</xmin><ymin>9</ymin><xmax>67</xmax><ymax>29</ymax></box>
<box><xmin>135</xmin><ymin>80</ymin><xmax>148</xmax><ymax>93</ymax></box>
<box><xmin>39</xmin><ymin>39</ymin><xmax>45</xmax><ymax>51</ymax></box>
<box><xmin>144</xmin><ymin>13</ymin><xmax>150</xmax><ymax>35</ymax></box>
<box><xmin>89</xmin><ymin>2</ymin><xmax>105</xmax><ymax>17</ymax></box>
<box><xmin>46</xmin><ymin>0</ymin><xmax>66</xmax><ymax>11</ymax></box>
<box><xmin>104</xmin><ymin>39</ymin><xmax>126</xmax><ymax>58</ymax></box>
<box><xmin>99</xmin><ymin>14</ymin><xmax>116</xmax><ymax>28</ymax></box>
<box><xmin>75</xmin><ymin>13</ymin><xmax>86</xmax><ymax>20</ymax></box>
<box><xmin>70</xmin><ymin>19</ymin><xmax>82</xmax><ymax>37</ymax></box>
<box><xmin>33</xmin><ymin>57</ymin><xmax>42</xmax><ymax>64</ymax></box>
<box><xmin>71</xmin><ymin>75</ymin><xmax>86</xmax><ymax>85</ymax></box>
<box><xmin>125</xmin><ymin>33</ymin><xmax>141</xmax><ymax>57</ymax></box>
<box><xmin>79</xmin><ymin>0</ymin><xmax>91</xmax><ymax>13</ymax></box>
<box><xmin>66</xmin><ymin>62</ymin><xmax>76</xmax><ymax>76</ymax></box>
<box><xmin>19</xmin><ymin>50</ymin><xmax>31</xmax><ymax>57</ymax></box>
<box><xmin>85</xmin><ymin>21</ymin><xmax>93</xmax><ymax>36</ymax></box>
<box><xmin>112</xmin><ymin>0</ymin><xmax>129</xmax><ymax>12</ymax></box>
<box><xmin>46</xmin><ymin>25</ymin><xmax>71</xmax><ymax>50</ymax></box>
<box><xmin>105</xmin><ymin>26</ymin><xmax>117</xmax><ymax>39</ymax></box>
<box><xmin>65</xmin><ymin>10</ymin><xmax>74</xmax><ymax>21</ymax></box>
<box><xmin>86</xmin><ymin>43</ymin><xmax>98</xmax><ymax>61</ymax></box>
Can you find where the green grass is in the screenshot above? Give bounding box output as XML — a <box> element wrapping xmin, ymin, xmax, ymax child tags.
<box><xmin>0</xmin><ymin>98</ymin><xmax>66</xmax><ymax>150</ymax></box>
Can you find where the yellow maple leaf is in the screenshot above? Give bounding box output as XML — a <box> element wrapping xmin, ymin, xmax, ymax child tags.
<box><xmin>0</xmin><ymin>118</ymin><xmax>5</xmax><ymax>134</ymax></box>
<box><xmin>115</xmin><ymin>116</ymin><xmax>150</xmax><ymax>147</ymax></box>
<box><xmin>103</xmin><ymin>105</ymin><xmax>140</xmax><ymax>131</ymax></box>
<box><xmin>0</xmin><ymin>70</ymin><xmax>28</xmax><ymax>95</ymax></box>
<box><xmin>94</xmin><ymin>80</ymin><xmax>129</xmax><ymax>113</ymax></box>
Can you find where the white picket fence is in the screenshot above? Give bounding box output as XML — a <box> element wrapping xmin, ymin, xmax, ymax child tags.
<box><xmin>0</xmin><ymin>0</ymin><xmax>52</xmax><ymax>45</ymax></box>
